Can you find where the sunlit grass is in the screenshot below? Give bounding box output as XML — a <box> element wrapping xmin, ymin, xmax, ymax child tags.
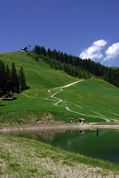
<box><xmin>0</xmin><ymin>51</ymin><xmax>119</xmax><ymax>126</ymax></box>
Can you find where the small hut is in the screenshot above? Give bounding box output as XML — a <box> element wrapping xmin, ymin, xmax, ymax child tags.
<box><xmin>76</xmin><ymin>118</ymin><xmax>84</xmax><ymax>124</ymax></box>
<box><xmin>2</xmin><ymin>94</ymin><xmax>17</xmax><ymax>101</ymax></box>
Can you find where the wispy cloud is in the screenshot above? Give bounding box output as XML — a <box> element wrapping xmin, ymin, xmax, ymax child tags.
<box><xmin>79</xmin><ymin>39</ymin><xmax>107</xmax><ymax>62</ymax></box>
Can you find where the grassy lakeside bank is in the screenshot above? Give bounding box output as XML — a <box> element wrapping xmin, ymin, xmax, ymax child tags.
<box><xmin>2</xmin><ymin>123</ymin><xmax>119</xmax><ymax>134</ymax></box>
<box><xmin>0</xmin><ymin>135</ymin><xmax>119</xmax><ymax>178</ymax></box>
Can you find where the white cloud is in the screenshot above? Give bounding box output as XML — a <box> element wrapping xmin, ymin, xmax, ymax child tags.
<box><xmin>93</xmin><ymin>40</ymin><xmax>107</xmax><ymax>47</ymax></box>
<box><xmin>102</xmin><ymin>42</ymin><xmax>119</xmax><ymax>63</ymax></box>
<box><xmin>79</xmin><ymin>40</ymin><xmax>119</xmax><ymax>66</ymax></box>
<box><xmin>79</xmin><ymin>39</ymin><xmax>107</xmax><ymax>62</ymax></box>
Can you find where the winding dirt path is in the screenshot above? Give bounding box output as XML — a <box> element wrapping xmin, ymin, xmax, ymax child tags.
<box><xmin>24</xmin><ymin>80</ymin><xmax>116</xmax><ymax>123</ymax></box>
<box><xmin>51</xmin><ymin>80</ymin><xmax>84</xmax><ymax>106</ymax></box>
<box><xmin>49</xmin><ymin>80</ymin><xmax>112</xmax><ymax>122</ymax></box>
<box><xmin>50</xmin><ymin>80</ymin><xmax>85</xmax><ymax>121</ymax></box>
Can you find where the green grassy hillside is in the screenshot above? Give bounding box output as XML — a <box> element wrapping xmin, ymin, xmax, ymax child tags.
<box><xmin>0</xmin><ymin>51</ymin><xmax>119</xmax><ymax>126</ymax></box>
<box><xmin>56</xmin><ymin>79</ymin><xmax>119</xmax><ymax>122</ymax></box>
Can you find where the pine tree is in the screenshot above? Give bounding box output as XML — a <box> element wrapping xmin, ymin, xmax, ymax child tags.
<box><xmin>19</xmin><ymin>67</ymin><xmax>27</xmax><ymax>91</ymax></box>
<box><xmin>6</xmin><ymin>65</ymin><xmax>11</xmax><ymax>93</ymax></box>
<box><xmin>0</xmin><ymin>61</ymin><xmax>29</xmax><ymax>96</ymax></box>
<box><xmin>11</xmin><ymin>63</ymin><xmax>19</xmax><ymax>93</ymax></box>
<box><xmin>0</xmin><ymin>61</ymin><xmax>6</xmax><ymax>95</ymax></box>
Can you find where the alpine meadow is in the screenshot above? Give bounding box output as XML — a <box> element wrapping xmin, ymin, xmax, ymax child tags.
<box><xmin>1</xmin><ymin>0</ymin><xmax>119</xmax><ymax>177</ymax></box>
<box><xmin>0</xmin><ymin>49</ymin><xmax>119</xmax><ymax>177</ymax></box>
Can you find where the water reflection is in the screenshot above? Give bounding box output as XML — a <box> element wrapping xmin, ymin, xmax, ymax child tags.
<box><xmin>3</xmin><ymin>129</ymin><xmax>119</xmax><ymax>163</ymax></box>
<box><xmin>96</xmin><ymin>128</ymin><xmax>99</xmax><ymax>138</ymax></box>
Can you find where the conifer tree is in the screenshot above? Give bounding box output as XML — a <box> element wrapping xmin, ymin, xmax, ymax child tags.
<box><xmin>6</xmin><ymin>65</ymin><xmax>11</xmax><ymax>93</ymax></box>
<box><xmin>11</xmin><ymin>63</ymin><xmax>19</xmax><ymax>93</ymax></box>
<box><xmin>19</xmin><ymin>67</ymin><xmax>27</xmax><ymax>91</ymax></box>
<box><xmin>0</xmin><ymin>61</ymin><xmax>28</xmax><ymax>96</ymax></box>
<box><xmin>0</xmin><ymin>61</ymin><xmax>6</xmax><ymax>95</ymax></box>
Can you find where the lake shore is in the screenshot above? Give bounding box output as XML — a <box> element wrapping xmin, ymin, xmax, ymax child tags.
<box><xmin>1</xmin><ymin>123</ymin><xmax>119</xmax><ymax>133</ymax></box>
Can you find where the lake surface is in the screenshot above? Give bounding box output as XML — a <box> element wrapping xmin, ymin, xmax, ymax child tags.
<box><xmin>6</xmin><ymin>129</ymin><xmax>119</xmax><ymax>163</ymax></box>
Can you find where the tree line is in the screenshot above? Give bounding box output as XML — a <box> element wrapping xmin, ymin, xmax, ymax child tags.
<box><xmin>104</xmin><ymin>68</ymin><xmax>119</xmax><ymax>87</ymax></box>
<box><xmin>0</xmin><ymin>61</ymin><xmax>28</xmax><ymax>96</ymax></box>
<box><xmin>33</xmin><ymin>46</ymin><xmax>93</xmax><ymax>79</ymax></box>
<box><xmin>33</xmin><ymin>45</ymin><xmax>119</xmax><ymax>87</ymax></box>
<box><xmin>43</xmin><ymin>56</ymin><xmax>91</xmax><ymax>79</ymax></box>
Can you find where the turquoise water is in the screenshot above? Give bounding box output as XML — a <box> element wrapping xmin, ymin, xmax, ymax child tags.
<box><xmin>7</xmin><ymin>129</ymin><xmax>119</xmax><ymax>163</ymax></box>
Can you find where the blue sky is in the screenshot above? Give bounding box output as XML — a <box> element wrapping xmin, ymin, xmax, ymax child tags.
<box><xmin>0</xmin><ymin>0</ymin><xmax>119</xmax><ymax>66</ymax></box>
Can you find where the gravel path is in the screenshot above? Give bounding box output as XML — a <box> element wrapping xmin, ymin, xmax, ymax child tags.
<box><xmin>48</xmin><ymin>80</ymin><xmax>113</xmax><ymax>122</ymax></box>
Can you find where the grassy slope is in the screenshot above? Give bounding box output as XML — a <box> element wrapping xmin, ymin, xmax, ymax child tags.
<box><xmin>56</xmin><ymin>79</ymin><xmax>119</xmax><ymax>122</ymax></box>
<box><xmin>0</xmin><ymin>51</ymin><xmax>119</xmax><ymax>126</ymax></box>
<box><xmin>0</xmin><ymin>51</ymin><xmax>78</xmax><ymax>126</ymax></box>
<box><xmin>0</xmin><ymin>135</ymin><xmax>119</xmax><ymax>177</ymax></box>
<box><xmin>0</xmin><ymin>51</ymin><xmax>119</xmax><ymax>176</ymax></box>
